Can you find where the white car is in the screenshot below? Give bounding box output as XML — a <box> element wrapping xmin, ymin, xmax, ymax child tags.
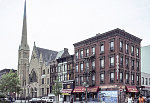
<box><xmin>29</xmin><ymin>98</ymin><xmax>42</xmax><ymax>102</ymax></box>
<box><xmin>41</xmin><ymin>96</ymin><xmax>54</xmax><ymax>103</ymax></box>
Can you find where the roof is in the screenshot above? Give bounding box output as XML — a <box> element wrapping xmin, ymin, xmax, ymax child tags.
<box><xmin>36</xmin><ymin>47</ymin><xmax>58</xmax><ymax>63</ymax></box>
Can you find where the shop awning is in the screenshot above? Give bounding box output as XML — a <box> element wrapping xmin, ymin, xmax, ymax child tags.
<box><xmin>73</xmin><ymin>86</ymin><xmax>86</xmax><ymax>93</ymax></box>
<box><xmin>126</xmin><ymin>86</ymin><xmax>139</xmax><ymax>92</ymax></box>
<box><xmin>87</xmin><ymin>86</ymin><xmax>99</xmax><ymax>92</ymax></box>
<box><xmin>61</xmin><ymin>89</ymin><xmax>73</xmax><ymax>95</ymax></box>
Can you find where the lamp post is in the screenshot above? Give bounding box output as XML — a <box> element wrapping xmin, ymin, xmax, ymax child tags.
<box><xmin>83</xmin><ymin>82</ymin><xmax>89</xmax><ymax>103</ymax></box>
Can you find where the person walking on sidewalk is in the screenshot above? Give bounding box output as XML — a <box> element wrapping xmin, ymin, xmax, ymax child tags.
<box><xmin>139</xmin><ymin>94</ymin><xmax>145</xmax><ymax>103</ymax></box>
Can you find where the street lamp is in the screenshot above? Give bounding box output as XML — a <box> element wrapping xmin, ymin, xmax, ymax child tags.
<box><xmin>83</xmin><ymin>82</ymin><xmax>89</xmax><ymax>103</ymax></box>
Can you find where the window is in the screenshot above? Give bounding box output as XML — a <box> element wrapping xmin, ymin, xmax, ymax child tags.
<box><xmin>120</xmin><ymin>72</ymin><xmax>123</xmax><ymax>82</ymax></box>
<box><xmin>64</xmin><ymin>65</ymin><xmax>66</xmax><ymax>71</ymax></box>
<box><xmin>120</xmin><ymin>40</ymin><xmax>123</xmax><ymax>51</ymax></box>
<box><xmin>110</xmin><ymin>72</ymin><xmax>114</xmax><ymax>83</ymax></box>
<box><xmin>76</xmin><ymin>64</ymin><xmax>78</xmax><ymax>72</ymax></box>
<box><xmin>75</xmin><ymin>51</ymin><xmax>78</xmax><ymax>59</ymax></box>
<box><xmin>146</xmin><ymin>78</ymin><xmax>148</xmax><ymax>85</ymax></box>
<box><xmin>80</xmin><ymin>76</ymin><xmax>83</xmax><ymax>85</ymax></box>
<box><xmin>64</xmin><ymin>74</ymin><xmax>67</xmax><ymax>81</ymax></box>
<box><xmin>110</xmin><ymin>41</ymin><xmax>114</xmax><ymax>51</ymax></box>
<box><xmin>120</xmin><ymin>56</ymin><xmax>123</xmax><ymax>67</ymax></box>
<box><xmin>43</xmin><ymin>70</ymin><xmax>45</xmax><ymax>75</ymax></box>
<box><xmin>92</xmin><ymin>61</ymin><xmax>95</xmax><ymax>70</ymax></box>
<box><xmin>48</xmin><ymin>69</ymin><xmax>49</xmax><ymax>74</ymax></box>
<box><xmin>85</xmin><ymin>48</ymin><xmax>89</xmax><ymax>57</ymax></box>
<box><xmin>136</xmin><ymin>75</ymin><xmax>139</xmax><ymax>85</ymax></box>
<box><xmin>80</xmin><ymin>50</ymin><xmax>83</xmax><ymax>58</ymax></box>
<box><xmin>126</xmin><ymin>43</ymin><xmax>129</xmax><ymax>53</ymax></box>
<box><xmin>142</xmin><ymin>77</ymin><xmax>144</xmax><ymax>85</ymax></box>
<box><xmin>126</xmin><ymin>57</ymin><xmax>129</xmax><ymax>68</ymax></box>
<box><xmin>100</xmin><ymin>57</ymin><xmax>105</xmax><ymax>68</ymax></box>
<box><xmin>131</xmin><ymin>46</ymin><xmax>134</xmax><ymax>55</ymax></box>
<box><xmin>131</xmin><ymin>74</ymin><xmax>134</xmax><ymax>84</ymax></box>
<box><xmin>91</xmin><ymin>46</ymin><xmax>95</xmax><ymax>55</ymax></box>
<box><xmin>42</xmin><ymin>88</ymin><xmax>44</xmax><ymax>96</ymax></box>
<box><xmin>80</xmin><ymin>63</ymin><xmax>83</xmax><ymax>72</ymax></box>
<box><xmin>126</xmin><ymin>73</ymin><xmax>129</xmax><ymax>83</ymax></box>
<box><xmin>42</xmin><ymin>78</ymin><xmax>44</xmax><ymax>84</ymax></box>
<box><xmin>136</xmin><ymin>48</ymin><xmax>139</xmax><ymax>57</ymax></box>
<box><xmin>75</xmin><ymin>77</ymin><xmax>79</xmax><ymax>85</ymax></box>
<box><xmin>86</xmin><ymin>62</ymin><xmax>89</xmax><ymax>70</ymax></box>
<box><xmin>100</xmin><ymin>43</ymin><xmax>104</xmax><ymax>53</ymax></box>
<box><xmin>149</xmin><ymin>78</ymin><xmax>150</xmax><ymax>85</ymax></box>
<box><xmin>47</xmin><ymin>78</ymin><xmax>49</xmax><ymax>84</ymax></box>
<box><xmin>110</xmin><ymin>56</ymin><xmax>114</xmax><ymax>67</ymax></box>
<box><xmin>131</xmin><ymin>60</ymin><xmax>134</xmax><ymax>70</ymax></box>
<box><xmin>92</xmin><ymin>74</ymin><xmax>95</xmax><ymax>85</ymax></box>
<box><xmin>86</xmin><ymin>76</ymin><xmax>89</xmax><ymax>84</ymax></box>
<box><xmin>100</xmin><ymin>73</ymin><xmax>104</xmax><ymax>83</ymax></box>
<box><xmin>136</xmin><ymin>61</ymin><xmax>139</xmax><ymax>70</ymax></box>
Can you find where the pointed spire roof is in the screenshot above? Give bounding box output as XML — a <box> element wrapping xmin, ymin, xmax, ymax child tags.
<box><xmin>20</xmin><ymin>0</ymin><xmax>29</xmax><ymax>50</ymax></box>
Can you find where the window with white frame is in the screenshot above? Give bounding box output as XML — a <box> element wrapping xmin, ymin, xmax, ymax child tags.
<box><xmin>76</xmin><ymin>64</ymin><xmax>78</xmax><ymax>72</ymax></box>
<box><xmin>85</xmin><ymin>48</ymin><xmax>89</xmax><ymax>57</ymax></box>
<box><xmin>80</xmin><ymin>49</ymin><xmax>83</xmax><ymax>58</ymax></box>
<box><xmin>75</xmin><ymin>51</ymin><xmax>78</xmax><ymax>59</ymax></box>
<box><xmin>80</xmin><ymin>76</ymin><xmax>83</xmax><ymax>85</ymax></box>
<box><xmin>126</xmin><ymin>43</ymin><xmax>129</xmax><ymax>53</ymax></box>
<box><xmin>120</xmin><ymin>55</ymin><xmax>123</xmax><ymax>67</ymax></box>
<box><xmin>91</xmin><ymin>46</ymin><xmax>95</xmax><ymax>55</ymax></box>
<box><xmin>131</xmin><ymin>74</ymin><xmax>134</xmax><ymax>84</ymax></box>
<box><xmin>142</xmin><ymin>77</ymin><xmax>144</xmax><ymax>85</ymax></box>
<box><xmin>110</xmin><ymin>72</ymin><xmax>114</xmax><ymax>83</ymax></box>
<box><xmin>92</xmin><ymin>60</ymin><xmax>95</xmax><ymax>69</ymax></box>
<box><xmin>110</xmin><ymin>41</ymin><xmax>114</xmax><ymax>51</ymax></box>
<box><xmin>120</xmin><ymin>40</ymin><xmax>123</xmax><ymax>51</ymax></box>
<box><xmin>80</xmin><ymin>63</ymin><xmax>83</xmax><ymax>72</ymax></box>
<box><xmin>100</xmin><ymin>43</ymin><xmax>104</xmax><ymax>53</ymax></box>
<box><xmin>136</xmin><ymin>48</ymin><xmax>139</xmax><ymax>57</ymax></box>
<box><xmin>146</xmin><ymin>78</ymin><xmax>148</xmax><ymax>85</ymax></box>
<box><xmin>126</xmin><ymin>73</ymin><xmax>129</xmax><ymax>83</ymax></box>
<box><xmin>120</xmin><ymin>72</ymin><xmax>123</xmax><ymax>82</ymax></box>
<box><xmin>100</xmin><ymin>73</ymin><xmax>104</xmax><ymax>83</ymax></box>
<box><xmin>136</xmin><ymin>61</ymin><xmax>139</xmax><ymax>70</ymax></box>
<box><xmin>131</xmin><ymin>46</ymin><xmax>134</xmax><ymax>55</ymax></box>
<box><xmin>110</xmin><ymin>56</ymin><xmax>114</xmax><ymax>67</ymax></box>
<box><xmin>86</xmin><ymin>62</ymin><xmax>89</xmax><ymax>70</ymax></box>
<box><xmin>75</xmin><ymin>77</ymin><xmax>79</xmax><ymax>85</ymax></box>
<box><xmin>100</xmin><ymin>57</ymin><xmax>104</xmax><ymax>68</ymax></box>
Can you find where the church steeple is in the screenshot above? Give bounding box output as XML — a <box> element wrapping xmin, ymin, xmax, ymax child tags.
<box><xmin>20</xmin><ymin>0</ymin><xmax>29</xmax><ymax>50</ymax></box>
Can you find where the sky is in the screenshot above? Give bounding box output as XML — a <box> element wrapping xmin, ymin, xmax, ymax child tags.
<box><xmin>0</xmin><ymin>0</ymin><xmax>150</xmax><ymax>70</ymax></box>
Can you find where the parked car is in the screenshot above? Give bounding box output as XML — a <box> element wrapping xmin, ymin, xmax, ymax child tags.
<box><xmin>41</xmin><ymin>96</ymin><xmax>54</xmax><ymax>103</ymax></box>
<box><xmin>29</xmin><ymin>97</ymin><xmax>42</xmax><ymax>103</ymax></box>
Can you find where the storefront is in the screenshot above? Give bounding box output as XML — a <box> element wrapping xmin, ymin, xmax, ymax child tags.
<box><xmin>141</xmin><ymin>86</ymin><xmax>150</xmax><ymax>97</ymax></box>
<box><xmin>62</xmin><ymin>80</ymin><xmax>75</xmax><ymax>102</ymax></box>
<box><xmin>125</xmin><ymin>85</ymin><xmax>139</xmax><ymax>98</ymax></box>
<box><xmin>73</xmin><ymin>86</ymin><xmax>99</xmax><ymax>101</ymax></box>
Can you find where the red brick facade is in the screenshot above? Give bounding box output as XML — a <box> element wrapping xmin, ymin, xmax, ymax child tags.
<box><xmin>73</xmin><ymin>28</ymin><xmax>142</xmax><ymax>89</ymax></box>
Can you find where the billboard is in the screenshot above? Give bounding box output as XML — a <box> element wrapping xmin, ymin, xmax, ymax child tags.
<box><xmin>98</xmin><ymin>91</ymin><xmax>118</xmax><ymax>103</ymax></box>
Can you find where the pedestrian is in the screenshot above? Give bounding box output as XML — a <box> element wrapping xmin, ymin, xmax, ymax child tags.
<box><xmin>138</xmin><ymin>94</ymin><xmax>145</xmax><ymax>103</ymax></box>
<box><xmin>146</xmin><ymin>95</ymin><xmax>150</xmax><ymax>103</ymax></box>
<box><xmin>127</xmin><ymin>95</ymin><xmax>133</xmax><ymax>103</ymax></box>
<box><xmin>70</xmin><ymin>98</ymin><xmax>73</xmax><ymax>103</ymax></box>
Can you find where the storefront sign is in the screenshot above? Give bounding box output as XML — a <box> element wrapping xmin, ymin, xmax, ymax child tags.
<box><xmin>62</xmin><ymin>93</ymin><xmax>71</xmax><ymax>95</ymax></box>
<box><xmin>99</xmin><ymin>85</ymin><xmax>117</xmax><ymax>89</ymax></box>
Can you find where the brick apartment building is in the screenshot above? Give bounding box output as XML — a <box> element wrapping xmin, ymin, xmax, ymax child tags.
<box><xmin>73</xmin><ymin>28</ymin><xmax>142</xmax><ymax>102</ymax></box>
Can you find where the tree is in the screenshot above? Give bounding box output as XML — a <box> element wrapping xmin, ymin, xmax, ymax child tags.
<box><xmin>0</xmin><ymin>70</ymin><xmax>21</xmax><ymax>97</ymax></box>
<box><xmin>52</xmin><ymin>78</ymin><xmax>62</xmax><ymax>103</ymax></box>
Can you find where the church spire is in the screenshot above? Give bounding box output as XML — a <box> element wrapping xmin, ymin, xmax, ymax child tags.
<box><xmin>20</xmin><ymin>0</ymin><xmax>29</xmax><ymax>50</ymax></box>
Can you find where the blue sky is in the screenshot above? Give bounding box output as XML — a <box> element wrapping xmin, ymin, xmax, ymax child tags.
<box><xmin>0</xmin><ymin>0</ymin><xmax>150</xmax><ymax>70</ymax></box>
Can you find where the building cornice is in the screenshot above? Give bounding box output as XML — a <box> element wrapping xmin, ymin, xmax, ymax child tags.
<box><xmin>73</xmin><ymin>28</ymin><xmax>142</xmax><ymax>47</ymax></box>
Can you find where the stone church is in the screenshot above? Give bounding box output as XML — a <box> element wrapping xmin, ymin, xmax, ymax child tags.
<box><xmin>18</xmin><ymin>0</ymin><xmax>69</xmax><ymax>98</ymax></box>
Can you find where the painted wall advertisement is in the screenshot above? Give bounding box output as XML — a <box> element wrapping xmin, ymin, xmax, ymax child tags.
<box><xmin>98</xmin><ymin>91</ymin><xmax>118</xmax><ymax>103</ymax></box>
